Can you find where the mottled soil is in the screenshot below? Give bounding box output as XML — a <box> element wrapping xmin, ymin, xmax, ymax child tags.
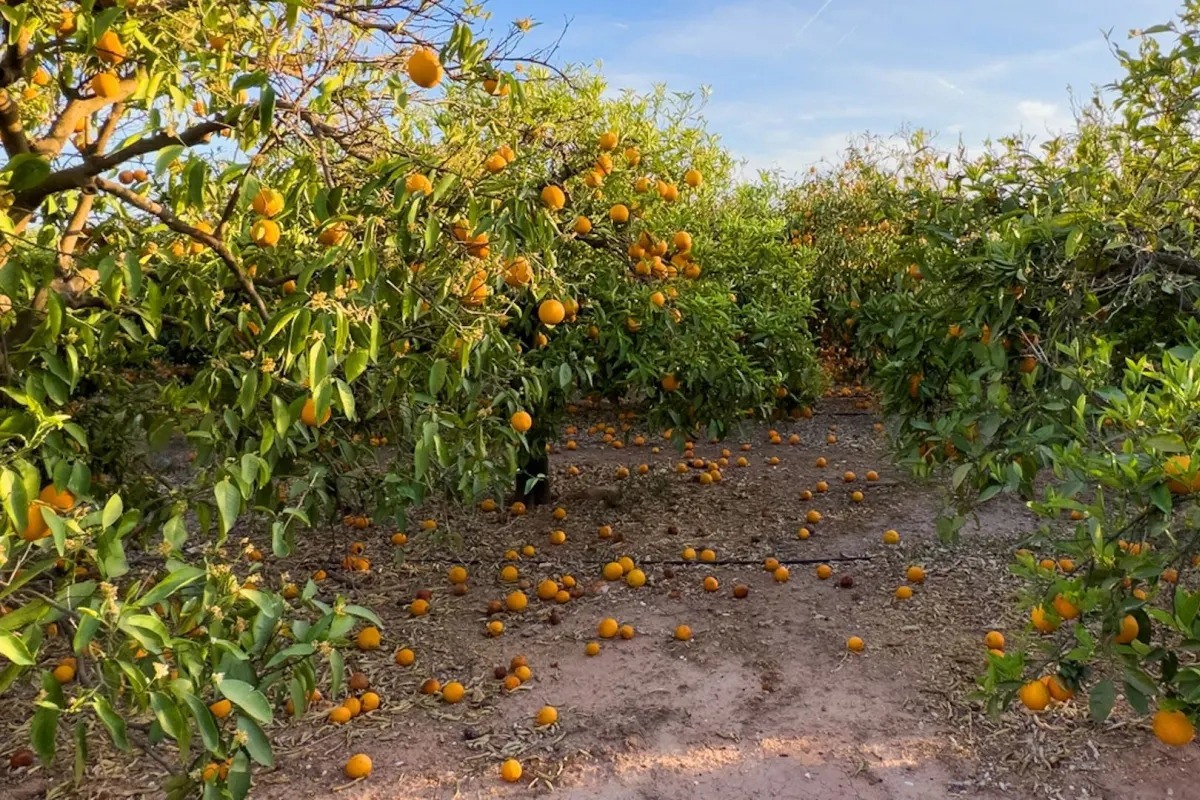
<box><xmin>4</xmin><ymin>395</ymin><xmax>1198</xmax><ymax>800</ymax></box>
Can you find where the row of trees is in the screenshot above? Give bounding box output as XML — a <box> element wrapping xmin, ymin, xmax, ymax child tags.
<box><xmin>791</xmin><ymin>3</ymin><xmax>1200</xmax><ymax>744</ymax></box>
<box><xmin>0</xmin><ymin>1</ymin><xmax>820</xmax><ymax>795</ymax></box>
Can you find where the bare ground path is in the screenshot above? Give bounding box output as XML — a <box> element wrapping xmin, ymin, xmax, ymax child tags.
<box><xmin>4</xmin><ymin>393</ymin><xmax>1198</xmax><ymax>799</ymax></box>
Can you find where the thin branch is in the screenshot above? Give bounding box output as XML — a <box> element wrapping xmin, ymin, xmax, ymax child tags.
<box><xmin>0</xmin><ymin>89</ymin><xmax>30</xmax><ymax>155</ymax></box>
<box><xmin>94</xmin><ymin>177</ymin><xmax>270</xmax><ymax>321</ymax></box>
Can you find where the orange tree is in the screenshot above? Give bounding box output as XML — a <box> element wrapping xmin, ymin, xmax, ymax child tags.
<box><xmin>798</xmin><ymin>3</ymin><xmax>1200</xmax><ymax>746</ymax></box>
<box><xmin>0</xmin><ymin>0</ymin><xmax>821</xmax><ymax>794</ymax></box>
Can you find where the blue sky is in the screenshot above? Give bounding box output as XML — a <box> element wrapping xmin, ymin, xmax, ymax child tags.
<box><xmin>482</xmin><ymin>0</ymin><xmax>1181</xmax><ymax>177</ymax></box>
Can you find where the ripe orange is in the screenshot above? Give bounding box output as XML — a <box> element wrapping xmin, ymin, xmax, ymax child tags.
<box><xmin>674</xmin><ymin>624</ymin><xmax>692</xmax><ymax>641</ymax></box>
<box><xmin>1031</xmin><ymin>605</ymin><xmax>1059</xmax><ymax>633</ymax></box>
<box><xmin>537</xmin><ymin>579</ymin><xmax>559</xmax><ymax>601</ymax></box>
<box><xmin>442</xmin><ymin>681</ymin><xmax>465</xmax><ymax>703</ymax></box>
<box><xmin>681</xmin><ymin>547</ymin><xmax>697</xmax><ymax>561</ymax></box>
<box><xmin>420</xmin><ymin>678</ymin><xmax>441</xmax><ymax>695</ymax></box>
<box><xmin>1165</xmin><ymin>455</ymin><xmax>1200</xmax><ymax>494</ymax></box>
<box><xmin>797</xmin><ymin>527</ymin><xmax>811</xmax><ymax>540</ymax></box>
<box><xmin>356</xmin><ymin>627</ymin><xmax>381</xmax><ymax>650</ymax></box>
<box><xmin>585</xmin><ymin>641</ymin><xmax>601</xmax><ymax>656</ymax></box>
<box><xmin>95</xmin><ymin>30</ymin><xmax>126</xmax><ymax>64</ymax></box>
<box><xmin>1153</xmin><ymin>709</ymin><xmax>1196</xmax><ymax>746</ymax></box>
<box><xmin>409</xmin><ymin>599</ymin><xmax>429</xmax><ymax>616</ymax></box>
<box><xmin>806</xmin><ymin>510</ymin><xmax>822</xmax><ymax>524</ymax></box>
<box><xmin>882</xmin><ymin>530</ymin><xmax>900</xmax><ymax>545</ymax></box>
<box><xmin>91</xmin><ymin>71</ymin><xmax>121</xmax><ymax>99</ymax></box>
<box><xmin>344</xmin><ymin>753</ymin><xmax>372</xmax><ymax>779</ymax></box>
<box><xmin>846</xmin><ymin>636</ymin><xmax>865</xmax><ymax>653</ymax></box>
<box><xmin>1051</xmin><ymin>594</ymin><xmax>1079</xmax><ymax>620</ymax></box>
<box><xmin>500</xmin><ymin>758</ymin><xmax>523</xmax><ymax>782</ymax></box>
<box><xmin>603</xmin><ymin>561</ymin><xmax>624</xmax><ymax>580</ymax></box>
<box><xmin>626</xmin><ymin>568</ymin><xmax>647</xmax><ymax>588</ymax></box>
<box><xmin>511</xmin><ymin>411</ymin><xmax>533</xmax><ymax>432</ymax></box>
<box><xmin>703</xmin><ymin>576</ymin><xmax>719</xmax><ymax>592</ymax></box>
<box><xmin>300</xmin><ymin>397</ymin><xmax>331</xmax><ymax>427</ymax></box>
<box><xmin>328</xmin><ymin>706</ymin><xmax>352</xmax><ymax>724</ymax></box>
<box><xmin>683</xmin><ymin>169</ymin><xmax>703</xmax><ymax>188</ymax></box>
<box><xmin>849</xmin><ymin>490</ymin><xmax>864</xmax><ymax>503</ymax></box>
<box><xmin>816</xmin><ymin>564</ymin><xmax>832</xmax><ymax>579</ymax></box>
<box><xmin>894</xmin><ymin>586</ymin><xmax>913</xmax><ymax>599</ymax></box>
<box><xmin>1115</xmin><ymin>614</ymin><xmax>1139</xmax><ymax>644</ymax></box>
<box><xmin>1045</xmin><ymin>675</ymin><xmax>1074</xmax><ymax>702</ymax></box>
<box><xmin>1018</xmin><ymin>680</ymin><xmax>1050</xmax><ymax>711</ymax></box>
<box><xmin>536</xmin><ymin>705</ymin><xmax>558</xmax><ymax>726</ymax></box>
<box><xmin>395</xmin><ymin>648</ymin><xmax>415</xmax><ymax>666</ymax></box>
<box><xmin>448</xmin><ymin>566</ymin><xmax>469</xmax><ymax>585</ymax></box>
<box><xmin>598</xmin><ymin>618</ymin><xmax>619</xmax><ymax>638</ymax></box>
<box><xmin>843</xmin><ymin>471</ymin><xmax>856</xmax><ymax>483</ymax></box>
<box><xmin>984</xmin><ymin>631</ymin><xmax>1005</xmax><ymax>650</ymax></box>
<box><xmin>209</xmin><ymin>699</ymin><xmax>232</xmax><ymax>719</ymax></box>
<box><xmin>764</xmin><ymin>557</ymin><xmax>780</xmax><ymax>572</ymax></box>
<box><xmin>407</xmin><ymin>47</ymin><xmax>443</xmax><ymax>88</ymax></box>
<box><xmin>506</xmin><ymin>591</ymin><xmax>528</xmax><ymax>612</ymax></box>
<box><xmin>549</xmin><ymin>529</ymin><xmax>567</xmax><ymax>545</ymax></box>
<box><xmin>540</xmin><ymin>185</ymin><xmax>566</xmax><ymax>211</ymax></box>
<box><xmin>360</xmin><ymin>692</ymin><xmax>381</xmax><ymax>712</ymax></box>
<box><xmin>773</xmin><ymin>566</ymin><xmax>790</xmax><ymax>583</ymax></box>
<box><xmin>865</xmin><ymin>470</ymin><xmax>879</xmax><ymax>481</ymax></box>
<box><xmin>699</xmin><ymin>548</ymin><xmax>716</xmax><ymax>563</ymax></box>
<box><xmin>342</xmin><ymin>697</ymin><xmax>362</xmax><ymax>717</ymax></box>
<box><xmin>618</xmin><ymin>624</ymin><xmax>636</xmax><ymax>639</ymax></box>
<box><xmin>905</xmin><ymin>566</ymin><xmax>926</xmax><ymax>584</ymax></box>
<box><xmin>609</xmin><ymin>204</ymin><xmax>630</xmax><ymax>224</ymax></box>
<box><xmin>510</xmin><ymin>502</ymin><xmax>527</xmax><ymax>516</ymax></box>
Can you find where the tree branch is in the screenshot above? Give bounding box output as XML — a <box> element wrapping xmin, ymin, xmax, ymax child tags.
<box><xmin>0</xmin><ymin>89</ymin><xmax>30</xmax><ymax>156</ymax></box>
<box><xmin>94</xmin><ymin>177</ymin><xmax>270</xmax><ymax>321</ymax></box>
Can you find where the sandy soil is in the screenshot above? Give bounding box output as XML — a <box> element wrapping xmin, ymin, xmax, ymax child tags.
<box><xmin>4</xmin><ymin>393</ymin><xmax>1198</xmax><ymax>800</ymax></box>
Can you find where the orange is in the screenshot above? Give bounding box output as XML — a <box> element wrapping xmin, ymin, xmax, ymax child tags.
<box><xmin>573</xmin><ymin>215</ymin><xmax>592</xmax><ymax>235</ymax></box>
<box><xmin>674</xmin><ymin>624</ymin><xmax>692</xmax><ymax>641</ymax></box>
<box><xmin>95</xmin><ymin>30</ymin><xmax>126</xmax><ymax>64</ymax></box>
<box><xmin>514</xmin><ymin>665</ymin><xmax>532</xmax><ymax>682</ymax></box>
<box><xmin>882</xmin><ymin>530</ymin><xmax>900</xmax><ymax>545</ymax></box>
<box><xmin>356</xmin><ymin>626</ymin><xmax>381</xmax><ymax>650</ymax></box>
<box><xmin>209</xmin><ymin>699</ymin><xmax>233</xmax><ymax>719</ymax></box>
<box><xmin>251</xmin><ymin>187</ymin><xmax>285</xmax><ymax>217</ymax></box>
<box><xmin>618</xmin><ymin>624</ymin><xmax>636</xmax><ymax>639</ymax></box>
<box><xmin>1045</xmin><ymin>675</ymin><xmax>1074</xmax><ymax>702</ymax></box>
<box><xmin>1115</xmin><ymin>614</ymin><xmax>1139</xmax><ymax>644</ymax></box>
<box><xmin>441</xmin><ymin>681</ymin><xmax>465</xmax><ymax>703</ymax></box>
<box><xmin>598</xmin><ymin>618</ymin><xmax>619</xmax><ymax>639</ymax></box>
<box><xmin>984</xmin><ymin>631</ymin><xmax>1005</xmax><ymax>650</ymax></box>
<box><xmin>905</xmin><ymin>566</ymin><xmax>926</xmax><ymax>584</ymax></box>
<box><xmin>602</xmin><ymin>561</ymin><xmax>624</xmax><ymax>580</ymax></box>
<box><xmin>510</xmin><ymin>502</ymin><xmax>527</xmax><ymax>516</ymax></box>
<box><xmin>487</xmin><ymin>620</ymin><xmax>505</xmax><ymax>637</ymax></box>
<box><xmin>796</xmin><ymin>527</ymin><xmax>811</xmax><ymax>540</ymax></box>
<box><xmin>39</xmin><ymin>485</ymin><xmax>76</xmax><ymax>512</ymax></box>
<box><xmin>849</xmin><ymin>490</ymin><xmax>864</xmax><ymax>503</ymax></box>
<box><xmin>360</xmin><ymin>692</ymin><xmax>381</xmax><ymax>712</ymax></box>
<box><xmin>816</xmin><ymin>564</ymin><xmax>832</xmax><ymax>579</ymax></box>
<box><xmin>843</xmin><ymin>471</ymin><xmax>856</xmax><ymax>483</ymax></box>
<box><xmin>1018</xmin><ymin>680</ymin><xmax>1050</xmax><ymax>711</ymax></box>
<box><xmin>1052</xmin><ymin>594</ymin><xmax>1079</xmax><ymax>620</ymax></box>
<box><xmin>625</xmin><ymin>568</ymin><xmax>646</xmax><ymax>588</ymax></box>
<box><xmin>1031</xmin><ymin>605</ymin><xmax>1059</xmax><ymax>633</ymax></box>
<box><xmin>343</xmin><ymin>697</ymin><xmax>362</xmax><ymax>717</ymax></box>
<box><xmin>609</xmin><ymin>203</ymin><xmax>630</xmax><ymax>224</ymax></box>
<box><xmin>511</xmin><ymin>411</ymin><xmax>533</xmax><ymax>432</ymax></box>
<box><xmin>409</xmin><ymin>599</ymin><xmax>429</xmax><ymax>616</ymax></box>
<box><xmin>806</xmin><ymin>510</ymin><xmax>822</xmax><ymax>524</ymax></box>
<box><xmin>328</xmin><ymin>705</ymin><xmax>352</xmax><ymax>724</ymax></box>
<box><xmin>598</xmin><ymin>130</ymin><xmax>620</xmax><ymax>150</ymax></box>
<box><xmin>91</xmin><ymin>71</ymin><xmax>121</xmax><ymax>99</ymax></box>
<box><xmin>300</xmin><ymin>397</ymin><xmax>331</xmax><ymax>427</ymax></box>
<box><xmin>405</xmin><ymin>173</ymin><xmax>433</xmax><ymax>195</ymax></box>
<box><xmin>500</xmin><ymin>758</ymin><xmax>523</xmax><ymax>782</ymax></box>
<box><xmin>549</xmin><ymin>529</ymin><xmax>567</xmax><ymax>545</ymax></box>
<box><xmin>846</xmin><ymin>636</ymin><xmax>865</xmax><ymax>653</ymax></box>
<box><xmin>895</xmin><ymin>586</ymin><xmax>913</xmax><ymax>599</ymax></box>
<box><xmin>395</xmin><ymin>648</ymin><xmax>415</xmax><ymax>666</ymax></box>
<box><xmin>540</xmin><ymin>185</ymin><xmax>566</xmax><ymax>211</ymax></box>
<box><xmin>538</xmin><ymin>299</ymin><xmax>566</xmax><ymax>325</ymax></box>
<box><xmin>699</xmin><ymin>548</ymin><xmax>716</xmax><ymax>563</ymax></box>
<box><xmin>1153</xmin><ymin>709</ymin><xmax>1196</xmax><ymax>746</ymax></box>
<box><xmin>681</xmin><ymin>547</ymin><xmax>697</xmax><ymax>561</ymax></box>
<box><xmin>866</xmin><ymin>470</ymin><xmax>879</xmax><ymax>481</ymax></box>
<box><xmin>407</xmin><ymin>47</ymin><xmax>443</xmax><ymax>88</ymax></box>
<box><xmin>683</xmin><ymin>169</ymin><xmax>703</xmax><ymax>188</ymax></box>
<box><xmin>585</xmin><ymin>641</ymin><xmax>601</xmax><ymax>656</ymax></box>
<box><xmin>344</xmin><ymin>753</ymin><xmax>372</xmax><ymax>779</ymax></box>
<box><xmin>537</xmin><ymin>579</ymin><xmax>559</xmax><ymax>601</ymax></box>
<box><xmin>1165</xmin><ymin>455</ymin><xmax>1200</xmax><ymax>494</ymax></box>
<box><xmin>535</xmin><ymin>705</ymin><xmax>558</xmax><ymax>726</ymax></box>
<box><xmin>420</xmin><ymin>678</ymin><xmax>441</xmax><ymax>695</ymax></box>
<box><xmin>448</xmin><ymin>566</ymin><xmax>469</xmax><ymax>585</ymax></box>
<box><xmin>773</xmin><ymin>566</ymin><xmax>790</xmax><ymax>583</ymax></box>
<box><xmin>703</xmin><ymin>576</ymin><xmax>719</xmax><ymax>592</ymax></box>
<box><xmin>506</xmin><ymin>591</ymin><xmax>528</xmax><ymax>612</ymax></box>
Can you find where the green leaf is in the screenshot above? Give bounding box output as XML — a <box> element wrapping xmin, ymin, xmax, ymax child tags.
<box><xmin>344</xmin><ymin>349</ymin><xmax>369</xmax><ymax>383</ymax></box>
<box><xmin>137</xmin><ymin>566</ymin><xmax>205</xmax><ymax>608</ymax></box>
<box><xmin>236</xmin><ymin>716</ymin><xmax>274</xmax><ymax>767</ymax></box>
<box><xmin>0</xmin><ymin>631</ymin><xmax>34</xmax><ymax>664</ymax></box>
<box><xmin>1088</xmin><ymin>679</ymin><xmax>1115</xmax><ymax>723</ymax></box>
<box><xmin>343</xmin><ymin>605</ymin><xmax>383</xmax><ymax>628</ymax></box>
<box><xmin>101</xmin><ymin>494</ymin><xmax>124</xmax><ymax>529</ymax></box>
<box><xmin>259</xmin><ymin>86</ymin><xmax>276</xmax><ymax>132</ymax></box>
<box><xmin>429</xmin><ymin>360</ymin><xmax>448</xmax><ymax>395</ymax></box>
<box><xmin>155</xmin><ymin>145</ymin><xmax>185</xmax><ymax>175</ymax></box>
<box><xmin>93</xmin><ymin>696</ymin><xmax>130</xmax><ymax>751</ymax></box>
<box><xmin>180</xmin><ymin>692</ymin><xmax>220</xmax><ymax>753</ymax></box>
<box><xmin>328</xmin><ymin>648</ymin><xmax>344</xmax><ymax>699</ymax></box>
<box><xmin>217</xmin><ymin>678</ymin><xmax>273</xmax><ymax>724</ymax></box>
<box><xmin>31</xmin><ymin>702</ymin><xmax>58</xmax><ymax>764</ymax></box>
<box><xmin>214</xmin><ymin>479</ymin><xmax>241</xmax><ymax>535</ymax></box>
<box><xmin>4</xmin><ymin>154</ymin><xmax>51</xmax><ymax>191</ymax></box>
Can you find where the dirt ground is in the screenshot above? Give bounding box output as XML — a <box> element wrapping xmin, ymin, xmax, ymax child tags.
<box><xmin>4</xmin><ymin>392</ymin><xmax>1199</xmax><ymax>800</ymax></box>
